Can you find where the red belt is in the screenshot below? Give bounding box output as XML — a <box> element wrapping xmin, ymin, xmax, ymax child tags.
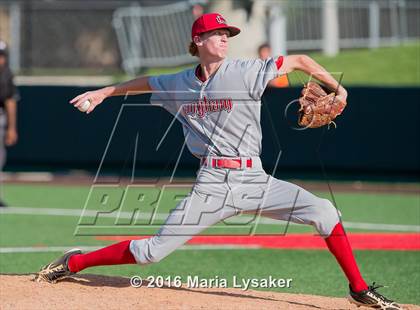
<box><xmin>201</xmin><ymin>158</ymin><xmax>253</xmax><ymax>169</ymax></box>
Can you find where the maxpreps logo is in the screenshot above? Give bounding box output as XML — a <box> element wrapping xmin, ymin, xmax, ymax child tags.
<box><xmin>182</xmin><ymin>96</ymin><xmax>233</xmax><ymax>118</ymax></box>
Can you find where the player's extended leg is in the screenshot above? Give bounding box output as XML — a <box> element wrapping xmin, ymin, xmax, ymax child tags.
<box><xmin>129</xmin><ymin>187</ymin><xmax>237</xmax><ymax>265</ymax></box>
<box><xmin>36</xmin><ymin>174</ymin><xmax>236</xmax><ymax>282</ymax></box>
<box><xmin>67</xmin><ymin>240</ymin><xmax>136</xmax><ymax>272</ymax></box>
<box><xmin>64</xmin><ymin>188</ymin><xmax>234</xmax><ymax>272</ymax></box>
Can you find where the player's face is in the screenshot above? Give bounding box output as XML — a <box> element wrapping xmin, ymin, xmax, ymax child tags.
<box><xmin>258</xmin><ymin>47</ymin><xmax>272</xmax><ymax>61</ymax></box>
<box><xmin>198</xmin><ymin>29</ymin><xmax>230</xmax><ymax>59</ymax></box>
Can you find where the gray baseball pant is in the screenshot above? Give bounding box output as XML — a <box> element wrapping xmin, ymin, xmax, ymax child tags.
<box><xmin>130</xmin><ymin>157</ymin><xmax>341</xmax><ymax>264</ymax></box>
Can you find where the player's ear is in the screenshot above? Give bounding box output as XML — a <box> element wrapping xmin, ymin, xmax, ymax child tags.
<box><xmin>193</xmin><ymin>35</ymin><xmax>203</xmax><ymax>47</ymax></box>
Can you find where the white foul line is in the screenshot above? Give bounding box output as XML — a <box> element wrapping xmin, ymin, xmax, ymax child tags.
<box><xmin>0</xmin><ymin>206</ymin><xmax>419</xmax><ymax>232</ymax></box>
<box><xmin>0</xmin><ymin>244</ymin><xmax>261</xmax><ymax>254</ymax></box>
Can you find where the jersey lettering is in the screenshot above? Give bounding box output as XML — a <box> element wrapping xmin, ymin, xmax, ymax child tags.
<box><xmin>182</xmin><ymin>96</ymin><xmax>233</xmax><ymax>119</ymax></box>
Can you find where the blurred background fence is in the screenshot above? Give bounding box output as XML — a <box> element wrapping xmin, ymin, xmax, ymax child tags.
<box><xmin>279</xmin><ymin>0</ymin><xmax>420</xmax><ymax>50</ymax></box>
<box><xmin>0</xmin><ymin>0</ymin><xmax>419</xmax><ymax>75</ymax></box>
<box><xmin>113</xmin><ymin>1</ymin><xmax>197</xmax><ymax>75</ymax></box>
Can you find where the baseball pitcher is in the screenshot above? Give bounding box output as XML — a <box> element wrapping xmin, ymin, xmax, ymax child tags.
<box><xmin>37</xmin><ymin>13</ymin><xmax>401</xmax><ymax>309</ymax></box>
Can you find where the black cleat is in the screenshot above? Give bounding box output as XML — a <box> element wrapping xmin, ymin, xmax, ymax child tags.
<box><xmin>35</xmin><ymin>248</ymin><xmax>82</xmax><ymax>283</ymax></box>
<box><xmin>348</xmin><ymin>283</ymin><xmax>403</xmax><ymax>309</ymax></box>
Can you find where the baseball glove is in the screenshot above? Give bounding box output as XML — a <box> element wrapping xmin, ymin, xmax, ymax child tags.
<box><xmin>298</xmin><ymin>82</ymin><xmax>347</xmax><ymax>128</ymax></box>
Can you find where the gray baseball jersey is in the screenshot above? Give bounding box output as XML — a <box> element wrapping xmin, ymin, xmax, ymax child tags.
<box><xmin>148</xmin><ymin>58</ymin><xmax>279</xmax><ymax>157</ymax></box>
<box><xmin>130</xmin><ymin>57</ymin><xmax>341</xmax><ymax>265</ymax></box>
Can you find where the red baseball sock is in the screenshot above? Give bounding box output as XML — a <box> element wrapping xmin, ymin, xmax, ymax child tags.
<box><xmin>68</xmin><ymin>240</ymin><xmax>137</xmax><ymax>273</ymax></box>
<box><xmin>325</xmin><ymin>223</ymin><xmax>368</xmax><ymax>292</ymax></box>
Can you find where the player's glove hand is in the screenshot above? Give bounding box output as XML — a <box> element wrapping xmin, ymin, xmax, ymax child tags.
<box><xmin>298</xmin><ymin>82</ymin><xmax>347</xmax><ymax>128</ymax></box>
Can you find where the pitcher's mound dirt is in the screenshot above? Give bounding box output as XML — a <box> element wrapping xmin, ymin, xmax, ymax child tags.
<box><xmin>0</xmin><ymin>275</ymin><xmax>418</xmax><ymax>310</ymax></box>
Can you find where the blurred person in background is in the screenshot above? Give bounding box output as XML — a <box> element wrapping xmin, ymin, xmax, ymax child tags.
<box><xmin>258</xmin><ymin>43</ymin><xmax>289</xmax><ymax>88</ymax></box>
<box><xmin>0</xmin><ymin>40</ymin><xmax>19</xmax><ymax>207</ymax></box>
<box><xmin>192</xmin><ymin>3</ymin><xmax>204</xmax><ymax>19</ymax></box>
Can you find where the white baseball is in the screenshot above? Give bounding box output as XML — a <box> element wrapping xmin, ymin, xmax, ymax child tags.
<box><xmin>78</xmin><ymin>100</ymin><xmax>91</xmax><ymax>112</ymax></box>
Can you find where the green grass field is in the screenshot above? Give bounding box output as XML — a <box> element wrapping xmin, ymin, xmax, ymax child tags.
<box><xmin>296</xmin><ymin>43</ymin><xmax>420</xmax><ymax>86</ymax></box>
<box><xmin>1</xmin><ymin>183</ymin><xmax>419</xmax><ymax>304</ymax></box>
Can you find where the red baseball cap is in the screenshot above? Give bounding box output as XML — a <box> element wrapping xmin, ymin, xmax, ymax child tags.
<box><xmin>191</xmin><ymin>13</ymin><xmax>241</xmax><ymax>40</ymax></box>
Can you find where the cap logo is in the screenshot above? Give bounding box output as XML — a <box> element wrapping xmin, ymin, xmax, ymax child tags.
<box><xmin>216</xmin><ymin>15</ymin><xmax>226</xmax><ymax>24</ymax></box>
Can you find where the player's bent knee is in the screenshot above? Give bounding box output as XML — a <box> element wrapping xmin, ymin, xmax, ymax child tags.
<box><xmin>129</xmin><ymin>239</ymin><xmax>166</xmax><ymax>265</ymax></box>
<box><xmin>311</xmin><ymin>199</ymin><xmax>341</xmax><ymax>236</ymax></box>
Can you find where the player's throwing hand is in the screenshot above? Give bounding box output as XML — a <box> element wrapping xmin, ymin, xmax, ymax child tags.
<box><xmin>69</xmin><ymin>89</ymin><xmax>109</xmax><ymax>114</ymax></box>
<box><xmin>69</xmin><ymin>76</ymin><xmax>151</xmax><ymax>114</ymax></box>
